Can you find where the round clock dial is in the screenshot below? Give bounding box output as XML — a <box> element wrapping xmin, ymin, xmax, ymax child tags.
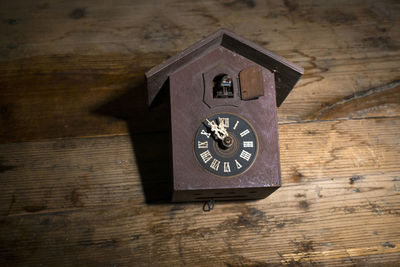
<box><xmin>194</xmin><ymin>113</ymin><xmax>258</xmax><ymax>177</ymax></box>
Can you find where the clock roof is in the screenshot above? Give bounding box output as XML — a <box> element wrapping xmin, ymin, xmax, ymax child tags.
<box><xmin>146</xmin><ymin>28</ymin><xmax>304</xmax><ymax>107</ymax></box>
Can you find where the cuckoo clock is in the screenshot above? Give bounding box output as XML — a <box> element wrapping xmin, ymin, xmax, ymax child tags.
<box><xmin>146</xmin><ymin>29</ymin><xmax>303</xmax><ymax>202</ymax></box>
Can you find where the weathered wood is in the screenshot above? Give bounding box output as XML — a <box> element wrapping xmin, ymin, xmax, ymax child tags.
<box><xmin>0</xmin><ymin>0</ymin><xmax>399</xmax><ymax>143</ymax></box>
<box><xmin>1</xmin><ymin>118</ymin><xmax>399</xmax><ymax>266</ymax></box>
<box><xmin>0</xmin><ymin>0</ymin><xmax>399</xmax><ymax>265</ymax></box>
<box><xmin>311</xmin><ymin>81</ymin><xmax>400</xmax><ymax>120</ymax></box>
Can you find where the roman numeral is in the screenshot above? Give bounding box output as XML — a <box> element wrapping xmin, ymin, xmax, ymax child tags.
<box><xmin>219</xmin><ymin>117</ymin><xmax>229</xmax><ymax>128</ymax></box>
<box><xmin>240</xmin><ymin>150</ymin><xmax>252</xmax><ymax>161</ymax></box>
<box><xmin>201</xmin><ymin>129</ymin><xmax>211</xmax><ymax>138</ymax></box>
<box><xmin>235</xmin><ymin>160</ymin><xmax>242</xmax><ymax>169</ymax></box>
<box><xmin>243</xmin><ymin>141</ymin><xmax>253</xmax><ymax>148</ymax></box>
<box><xmin>223</xmin><ymin>162</ymin><xmax>231</xmax><ymax>173</ymax></box>
<box><xmin>233</xmin><ymin>121</ymin><xmax>239</xmax><ymax>130</ymax></box>
<box><xmin>197</xmin><ymin>141</ymin><xmax>208</xmax><ymax>149</ymax></box>
<box><xmin>240</xmin><ymin>129</ymin><xmax>250</xmax><ymax>137</ymax></box>
<box><xmin>210</xmin><ymin>158</ymin><xmax>220</xmax><ymax>171</ymax></box>
<box><xmin>200</xmin><ymin>150</ymin><xmax>212</xmax><ymax>163</ymax></box>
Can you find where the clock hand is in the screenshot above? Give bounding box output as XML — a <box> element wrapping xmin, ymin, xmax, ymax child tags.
<box><xmin>217</xmin><ymin>117</ymin><xmax>229</xmax><ymax>137</ymax></box>
<box><xmin>217</xmin><ymin>117</ymin><xmax>228</xmax><ymax>132</ymax></box>
<box><xmin>215</xmin><ymin>117</ymin><xmax>233</xmax><ymax>149</ymax></box>
<box><xmin>205</xmin><ymin>119</ymin><xmax>228</xmax><ymax>140</ymax></box>
<box><xmin>206</xmin><ymin>119</ymin><xmax>216</xmax><ymax>127</ymax></box>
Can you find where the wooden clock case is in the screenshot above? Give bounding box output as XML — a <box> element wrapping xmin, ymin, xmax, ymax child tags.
<box><xmin>146</xmin><ymin>29</ymin><xmax>303</xmax><ymax>202</ymax></box>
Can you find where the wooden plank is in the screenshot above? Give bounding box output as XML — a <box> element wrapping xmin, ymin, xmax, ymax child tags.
<box><xmin>0</xmin><ymin>54</ymin><xmax>171</xmax><ymax>144</ymax></box>
<box><xmin>309</xmin><ymin>81</ymin><xmax>400</xmax><ymax>120</ymax></box>
<box><xmin>1</xmin><ymin>0</ymin><xmax>400</xmax><ymax>143</ymax></box>
<box><xmin>1</xmin><ymin>117</ymin><xmax>399</xmax><ymax>266</ymax></box>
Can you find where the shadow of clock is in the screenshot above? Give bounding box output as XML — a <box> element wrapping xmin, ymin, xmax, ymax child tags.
<box><xmin>93</xmin><ymin>76</ymin><xmax>173</xmax><ymax>204</ymax></box>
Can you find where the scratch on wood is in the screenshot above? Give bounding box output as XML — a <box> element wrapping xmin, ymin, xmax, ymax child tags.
<box><xmin>70</xmin><ymin>8</ymin><xmax>86</xmax><ymax>19</ymax></box>
<box><xmin>98</xmin><ymin>239</ymin><xmax>117</xmax><ymax>248</ymax></box>
<box><xmin>67</xmin><ymin>188</ymin><xmax>84</xmax><ymax>207</ymax></box>
<box><xmin>343</xmin><ymin>207</ymin><xmax>356</xmax><ymax>214</ymax></box>
<box><xmin>7</xmin><ymin>195</ymin><xmax>16</xmax><ymax>215</ymax></box>
<box><xmin>315</xmin><ymin>185</ymin><xmax>323</xmax><ymax>198</ymax></box>
<box><xmin>324</xmin><ymin>9</ymin><xmax>357</xmax><ymax>24</ymax></box>
<box><xmin>394</xmin><ymin>184</ymin><xmax>400</xmax><ymax>192</ymax></box>
<box><xmin>79</xmin><ymin>239</ymin><xmax>118</xmax><ymax>248</ymax></box>
<box><xmin>362</xmin><ymin>36</ymin><xmax>394</xmax><ymax>49</ymax></box>
<box><xmin>280</xmin><ymin>236</ymin><xmax>316</xmax><ymax>265</ymax></box>
<box><xmin>349</xmin><ymin>175</ymin><xmax>364</xmax><ymax>185</ymax></box>
<box><xmin>217</xmin><ymin>206</ymin><xmax>270</xmax><ymax>234</ymax></box>
<box><xmin>298</xmin><ymin>200</ymin><xmax>310</xmax><ymax>210</ymax></box>
<box><xmin>315</xmin><ymin>80</ymin><xmax>400</xmax><ymax>120</ymax></box>
<box><xmin>367</xmin><ymin>201</ymin><xmax>400</xmax><ymax>216</ymax></box>
<box><xmin>0</xmin><ymin>160</ymin><xmax>15</xmax><ymax>173</ymax></box>
<box><xmin>224</xmin><ymin>255</ymin><xmax>271</xmax><ymax>267</ymax></box>
<box><xmin>223</xmin><ymin>0</ymin><xmax>256</xmax><ymax>9</ymax></box>
<box><xmin>276</xmin><ymin>222</ymin><xmax>286</xmax><ymax>228</ymax></box>
<box><xmin>291</xmin><ymin>168</ymin><xmax>304</xmax><ymax>183</ymax></box>
<box><xmin>130</xmin><ymin>234</ymin><xmax>140</xmax><ymax>241</ymax></box>
<box><xmin>293</xmin><ymin>239</ymin><xmax>314</xmax><ymax>253</ymax></box>
<box><xmin>382</xmin><ymin>242</ymin><xmax>396</xmax><ymax>248</ymax></box>
<box><xmin>23</xmin><ymin>205</ymin><xmax>47</xmax><ymax>213</ymax></box>
<box><xmin>294</xmin><ymin>50</ymin><xmax>328</xmax><ymax>88</ymax></box>
<box><xmin>6</xmin><ymin>19</ymin><xmax>17</xmax><ymax>25</ymax></box>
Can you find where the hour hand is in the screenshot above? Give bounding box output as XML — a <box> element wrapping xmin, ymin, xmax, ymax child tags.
<box><xmin>205</xmin><ymin>118</ymin><xmax>228</xmax><ymax>140</ymax></box>
<box><xmin>205</xmin><ymin>119</ymin><xmax>218</xmax><ymax>134</ymax></box>
<box><xmin>206</xmin><ymin>119</ymin><xmax>217</xmax><ymax>128</ymax></box>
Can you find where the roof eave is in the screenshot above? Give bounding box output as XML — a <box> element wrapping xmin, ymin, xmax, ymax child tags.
<box><xmin>146</xmin><ymin>29</ymin><xmax>303</xmax><ymax>107</ymax></box>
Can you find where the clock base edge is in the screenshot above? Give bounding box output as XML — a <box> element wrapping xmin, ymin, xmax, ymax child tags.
<box><xmin>171</xmin><ymin>186</ymin><xmax>280</xmax><ymax>202</ymax></box>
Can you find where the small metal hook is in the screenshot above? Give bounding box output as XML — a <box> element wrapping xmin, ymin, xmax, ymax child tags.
<box><xmin>203</xmin><ymin>199</ymin><xmax>215</xmax><ymax>212</ymax></box>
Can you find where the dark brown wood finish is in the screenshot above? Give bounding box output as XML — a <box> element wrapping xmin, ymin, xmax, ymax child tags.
<box><xmin>168</xmin><ymin>46</ymin><xmax>280</xmax><ymax>201</ymax></box>
<box><xmin>148</xmin><ymin>30</ymin><xmax>302</xmax><ymax>202</ymax></box>
<box><xmin>146</xmin><ymin>29</ymin><xmax>304</xmax><ymax>107</ymax></box>
<box><xmin>240</xmin><ymin>65</ymin><xmax>264</xmax><ymax>100</ymax></box>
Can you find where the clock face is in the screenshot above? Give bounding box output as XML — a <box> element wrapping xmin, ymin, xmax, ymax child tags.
<box><xmin>194</xmin><ymin>113</ymin><xmax>258</xmax><ymax>177</ymax></box>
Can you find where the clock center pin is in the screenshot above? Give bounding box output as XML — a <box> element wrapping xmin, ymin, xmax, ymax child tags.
<box><xmin>221</xmin><ymin>136</ymin><xmax>233</xmax><ymax>149</ymax></box>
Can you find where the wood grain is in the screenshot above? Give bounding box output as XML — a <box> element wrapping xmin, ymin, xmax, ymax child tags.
<box><xmin>1</xmin><ymin>118</ymin><xmax>399</xmax><ymax>266</ymax></box>
<box><xmin>0</xmin><ymin>0</ymin><xmax>399</xmax><ymax>143</ymax></box>
<box><xmin>1</xmin><ymin>0</ymin><xmax>400</xmax><ymax>266</ymax></box>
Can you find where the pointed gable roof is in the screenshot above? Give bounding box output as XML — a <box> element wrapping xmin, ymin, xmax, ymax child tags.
<box><xmin>146</xmin><ymin>29</ymin><xmax>303</xmax><ymax>107</ymax></box>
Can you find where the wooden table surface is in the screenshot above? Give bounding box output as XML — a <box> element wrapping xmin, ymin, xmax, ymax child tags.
<box><xmin>1</xmin><ymin>0</ymin><xmax>399</xmax><ymax>266</ymax></box>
